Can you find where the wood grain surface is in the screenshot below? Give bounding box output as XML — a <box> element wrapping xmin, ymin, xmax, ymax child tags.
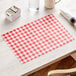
<box><xmin>27</xmin><ymin>56</ymin><xmax>76</xmax><ymax>76</ymax></box>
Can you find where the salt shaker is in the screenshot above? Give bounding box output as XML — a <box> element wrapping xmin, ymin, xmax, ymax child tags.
<box><xmin>29</xmin><ymin>0</ymin><xmax>40</xmax><ymax>11</ymax></box>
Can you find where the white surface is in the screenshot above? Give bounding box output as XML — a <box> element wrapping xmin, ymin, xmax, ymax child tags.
<box><xmin>0</xmin><ymin>0</ymin><xmax>76</xmax><ymax>76</ymax></box>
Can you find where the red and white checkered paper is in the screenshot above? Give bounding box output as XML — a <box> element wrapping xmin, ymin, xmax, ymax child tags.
<box><xmin>2</xmin><ymin>14</ymin><xmax>74</xmax><ymax>64</ymax></box>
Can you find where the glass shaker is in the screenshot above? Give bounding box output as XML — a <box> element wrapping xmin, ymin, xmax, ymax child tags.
<box><xmin>29</xmin><ymin>0</ymin><xmax>40</xmax><ymax>11</ymax></box>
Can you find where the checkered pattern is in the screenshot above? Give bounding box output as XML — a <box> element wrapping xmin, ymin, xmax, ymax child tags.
<box><xmin>2</xmin><ymin>14</ymin><xmax>74</xmax><ymax>64</ymax></box>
